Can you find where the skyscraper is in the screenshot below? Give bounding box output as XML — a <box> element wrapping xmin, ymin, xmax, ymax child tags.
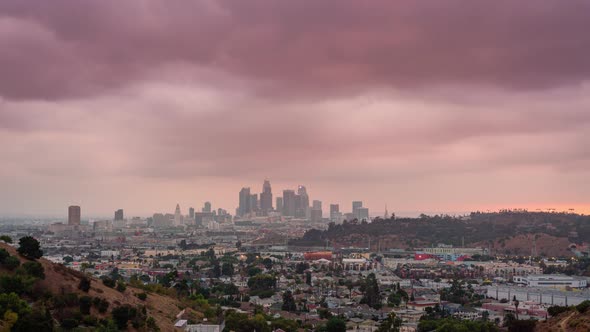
<box><xmin>282</xmin><ymin>189</ymin><xmax>296</xmax><ymax>216</ymax></box>
<box><xmin>203</xmin><ymin>201</ymin><xmax>212</xmax><ymax>213</ymax></box>
<box><xmin>330</xmin><ymin>204</ymin><xmax>339</xmax><ymax>215</ymax></box>
<box><xmin>296</xmin><ymin>185</ymin><xmax>310</xmax><ymax>218</ymax></box>
<box><xmin>68</xmin><ymin>205</ymin><xmax>81</xmax><ymax>226</ymax></box>
<box><xmin>260</xmin><ymin>179</ymin><xmax>273</xmax><ymax>215</ymax></box>
<box><xmin>276</xmin><ymin>197</ymin><xmax>283</xmax><ymax>214</ymax></box>
<box><xmin>189</xmin><ymin>207</ymin><xmax>195</xmax><ymax>219</ymax></box>
<box><xmin>239</xmin><ymin>187</ymin><xmax>251</xmax><ymax>216</ymax></box>
<box><xmin>357</xmin><ymin>207</ymin><xmax>369</xmax><ymax>221</ymax></box>
<box><xmin>174</xmin><ymin>204</ymin><xmax>182</xmax><ymax>226</ymax></box>
<box><xmin>114</xmin><ymin>209</ymin><xmax>124</xmax><ymax>221</ymax></box>
<box><xmin>352</xmin><ymin>201</ymin><xmax>363</xmax><ymax>219</ymax></box>
<box><xmin>250</xmin><ymin>194</ymin><xmax>259</xmax><ymax>214</ymax></box>
<box><xmin>311</xmin><ymin>200</ymin><xmax>322</xmax><ymax>222</ymax></box>
<box><xmin>330</xmin><ymin>204</ymin><xmax>341</xmax><ymax>222</ymax></box>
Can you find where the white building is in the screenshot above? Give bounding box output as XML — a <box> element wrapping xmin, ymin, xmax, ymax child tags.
<box><xmin>513</xmin><ymin>274</ymin><xmax>587</xmax><ymax>289</ymax></box>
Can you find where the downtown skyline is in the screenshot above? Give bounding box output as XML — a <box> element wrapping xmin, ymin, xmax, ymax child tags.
<box><xmin>1</xmin><ymin>1</ymin><xmax>590</xmax><ymax>217</ymax></box>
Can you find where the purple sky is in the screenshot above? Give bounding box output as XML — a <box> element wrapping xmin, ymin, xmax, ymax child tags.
<box><xmin>1</xmin><ymin>1</ymin><xmax>590</xmax><ymax>217</ymax></box>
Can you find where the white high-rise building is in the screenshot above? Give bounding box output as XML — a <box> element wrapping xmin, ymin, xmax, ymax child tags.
<box><xmin>174</xmin><ymin>204</ymin><xmax>182</xmax><ymax>226</ymax></box>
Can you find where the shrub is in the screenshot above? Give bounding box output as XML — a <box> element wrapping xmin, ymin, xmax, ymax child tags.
<box><xmin>82</xmin><ymin>315</ymin><xmax>98</xmax><ymax>326</ymax></box>
<box><xmin>22</xmin><ymin>261</ymin><xmax>45</xmax><ymax>279</ymax></box>
<box><xmin>61</xmin><ymin>318</ymin><xmax>79</xmax><ymax>330</ymax></box>
<box><xmin>79</xmin><ymin>276</ymin><xmax>91</xmax><ymax>292</ymax></box>
<box><xmin>0</xmin><ymin>275</ymin><xmax>35</xmax><ymax>295</ymax></box>
<box><xmin>137</xmin><ymin>292</ymin><xmax>147</xmax><ymax>301</ymax></box>
<box><xmin>576</xmin><ymin>300</ymin><xmax>590</xmax><ymax>313</ymax></box>
<box><xmin>98</xmin><ymin>299</ymin><xmax>110</xmax><ymax>313</ymax></box>
<box><xmin>0</xmin><ymin>248</ymin><xmax>9</xmax><ymax>263</ymax></box>
<box><xmin>116</xmin><ymin>281</ymin><xmax>127</xmax><ymax>293</ymax></box>
<box><xmin>111</xmin><ymin>305</ymin><xmax>132</xmax><ymax>330</ymax></box>
<box><xmin>548</xmin><ymin>305</ymin><xmax>571</xmax><ymax>316</ymax></box>
<box><xmin>0</xmin><ymin>235</ymin><xmax>12</xmax><ymax>244</ymax></box>
<box><xmin>102</xmin><ymin>277</ymin><xmax>116</xmax><ymax>288</ymax></box>
<box><xmin>79</xmin><ymin>296</ymin><xmax>92</xmax><ymax>315</ymax></box>
<box><xmin>17</xmin><ymin>236</ymin><xmax>43</xmax><ymax>259</ymax></box>
<box><xmin>3</xmin><ymin>256</ymin><xmax>20</xmax><ymax>270</ymax></box>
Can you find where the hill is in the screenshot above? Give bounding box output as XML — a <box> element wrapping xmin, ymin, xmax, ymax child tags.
<box><xmin>0</xmin><ymin>242</ymin><xmax>189</xmax><ymax>331</ymax></box>
<box><xmin>535</xmin><ymin>304</ymin><xmax>590</xmax><ymax>332</ymax></box>
<box><xmin>289</xmin><ymin>211</ymin><xmax>590</xmax><ymax>257</ymax></box>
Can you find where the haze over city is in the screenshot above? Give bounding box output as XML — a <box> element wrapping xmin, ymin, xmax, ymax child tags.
<box><xmin>1</xmin><ymin>1</ymin><xmax>590</xmax><ymax>217</ymax></box>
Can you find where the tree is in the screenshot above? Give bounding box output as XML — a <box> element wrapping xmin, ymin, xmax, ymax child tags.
<box><xmin>361</xmin><ymin>273</ymin><xmax>381</xmax><ymax>309</ymax></box>
<box><xmin>325</xmin><ymin>317</ymin><xmax>346</xmax><ymax>332</ymax></box>
<box><xmin>22</xmin><ymin>261</ymin><xmax>45</xmax><ymax>279</ymax></box>
<box><xmin>102</xmin><ymin>277</ymin><xmax>116</xmax><ymax>288</ymax></box>
<box><xmin>79</xmin><ymin>296</ymin><xmax>92</xmax><ymax>315</ymax></box>
<box><xmin>306</xmin><ymin>271</ymin><xmax>312</xmax><ymax>286</ymax></box>
<box><xmin>262</xmin><ymin>258</ymin><xmax>273</xmax><ymax>269</ymax></box>
<box><xmin>3</xmin><ymin>256</ymin><xmax>20</xmax><ymax>270</ymax></box>
<box><xmin>63</xmin><ymin>256</ymin><xmax>74</xmax><ymax>264</ymax></box>
<box><xmin>282</xmin><ymin>291</ymin><xmax>297</xmax><ymax>312</ymax></box>
<box><xmin>111</xmin><ymin>305</ymin><xmax>132</xmax><ymax>330</ymax></box>
<box><xmin>513</xmin><ymin>296</ymin><xmax>520</xmax><ymax>320</ymax></box>
<box><xmin>222</xmin><ymin>262</ymin><xmax>234</xmax><ymax>276</ymax></box>
<box><xmin>17</xmin><ymin>236</ymin><xmax>43</xmax><ymax>259</ymax></box>
<box><xmin>79</xmin><ymin>276</ymin><xmax>91</xmax><ymax>292</ymax></box>
<box><xmin>0</xmin><ymin>235</ymin><xmax>12</xmax><ymax>244</ymax></box>
<box><xmin>116</xmin><ymin>281</ymin><xmax>127</xmax><ymax>293</ymax></box>
<box><xmin>377</xmin><ymin>313</ymin><xmax>402</xmax><ymax>332</ymax></box>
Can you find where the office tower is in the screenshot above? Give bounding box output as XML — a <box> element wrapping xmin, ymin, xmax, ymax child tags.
<box><xmin>68</xmin><ymin>205</ymin><xmax>81</xmax><ymax>226</ymax></box>
<box><xmin>203</xmin><ymin>201</ymin><xmax>212</xmax><ymax>213</ymax></box>
<box><xmin>239</xmin><ymin>187</ymin><xmax>251</xmax><ymax>216</ymax></box>
<box><xmin>114</xmin><ymin>209</ymin><xmax>124</xmax><ymax>221</ymax></box>
<box><xmin>276</xmin><ymin>197</ymin><xmax>283</xmax><ymax>214</ymax></box>
<box><xmin>174</xmin><ymin>204</ymin><xmax>182</xmax><ymax>226</ymax></box>
<box><xmin>189</xmin><ymin>207</ymin><xmax>195</xmax><ymax>219</ymax></box>
<box><xmin>330</xmin><ymin>204</ymin><xmax>339</xmax><ymax>216</ymax></box>
<box><xmin>296</xmin><ymin>185</ymin><xmax>310</xmax><ymax>218</ymax></box>
<box><xmin>352</xmin><ymin>201</ymin><xmax>363</xmax><ymax>218</ymax></box>
<box><xmin>282</xmin><ymin>189</ymin><xmax>296</xmax><ymax>216</ymax></box>
<box><xmin>312</xmin><ymin>200</ymin><xmax>322</xmax><ymax>211</ymax></box>
<box><xmin>357</xmin><ymin>207</ymin><xmax>369</xmax><ymax>221</ymax></box>
<box><xmin>250</xmin><ymin>194</ymin><xmax>259</xmax><ymax>214</ymax></box>
<box><xmin>311</xmin><ymin>200</ymin><xmax>322</xmax><ymax>222</ymax></box>
<box><xmin>311</xmin><ymin>208</ymin><xmax>323</xmax><ymax>222</ymax></box>
<box><xmin>260</xmin><ymin>179</ymin><xmax>273</xmax><ymax>215</ymax></box>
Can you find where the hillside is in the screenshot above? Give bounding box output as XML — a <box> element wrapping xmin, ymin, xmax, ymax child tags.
<box><xmin>289</xmin><ymin>211</ymin><xmax>590</xmax><ymax>257</ymax></box>
<box><xmin>535</xmin><ymin>307</ymin><xmax>590</xmax><ymax>332</ymax></box>
<box><xmin>0</xmin><ymin>242</ymin><xmax>188</xmax><ymax>331</ymax></box>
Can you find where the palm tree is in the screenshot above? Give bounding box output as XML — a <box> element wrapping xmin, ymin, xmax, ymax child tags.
<box><xmin>512</xmin><ymin>295</ymin><xmax>520</xmax><ymax>320</ymax></box>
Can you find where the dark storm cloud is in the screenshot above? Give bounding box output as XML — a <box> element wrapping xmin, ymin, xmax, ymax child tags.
<box><xmin>1</xmin><ymin>1</ymin><xmax>590</xmax><ymax>100</ymax></box>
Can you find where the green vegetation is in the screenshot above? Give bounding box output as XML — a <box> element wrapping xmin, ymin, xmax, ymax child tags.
<box><xmin>281</xmin><ymin>290</ymin><xmax>296</xmax><ymax>311</ymax></box>
<box><xmin>17</xmin><ymin>236</ymin><xmax>43</xmax><ymax>260</ymax></box>
<box><xmin>0</xmin><ymin>235</ymin><xmax>12</xmax><ymax>244</ymax></box>
<box><xmin>78</xmin><ymin>276</ymin><xmax>91</xmax><ymax>292</ymax></box>
<box><xmin>418</xmin><ymin>317</ymin><xmax>499</xmax><ymax>332</ymax></box>
<box><xmin>360</xmin><ymin>273</ymin><xmax>381</xmax><ymax>309</ymax></box>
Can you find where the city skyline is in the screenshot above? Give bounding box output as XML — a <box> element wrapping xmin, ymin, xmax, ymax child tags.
<box><xmin>1</xmin><ymin>1</ymin><xmax>590</xmax><ymax>217</ymax></box>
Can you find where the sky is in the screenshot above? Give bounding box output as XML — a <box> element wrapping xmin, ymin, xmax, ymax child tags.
<box><xmin>1</xmin><ymin>1</ymin><xmax>590</xmax><ymax>218</ymax></box>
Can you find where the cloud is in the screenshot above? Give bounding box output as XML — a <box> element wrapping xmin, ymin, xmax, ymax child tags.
<box><xmin>1</xmin><ymin>1</ymin><xmax>590</xmax><ymax>100</ymax></box>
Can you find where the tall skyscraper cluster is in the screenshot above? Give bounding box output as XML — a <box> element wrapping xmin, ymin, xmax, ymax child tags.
<box><xmin>237</xmin><ymin>180</ymin><xmax>317</xmax><ymax>219</ymax></box>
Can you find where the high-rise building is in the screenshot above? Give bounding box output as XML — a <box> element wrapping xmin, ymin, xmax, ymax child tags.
<box><xmin>352</xmin><ymin>201</ymin><xmax>363</xmax><ymax>218</ymax></box>
<box><xmin>174</xmin><ymin>204</ymin><xmax>182</xmax><ymax>226</ymax></box>
<box><xmin>250</xmin><ymin>194</ymin><xmax>259</xmax><ymax>214</ymax></box>
<box><xmin>276</xmin><ymin>197</ymin><xmax>283</xmax><ymax>214</ymax></box>
<box><xmin>260</xmin><ymin>179</ymin><xmax>273</xmax><ymax>215</ymax></box>
<box><xmin>312</xmin><ymin>200</ymin><xmax>322</xmax><ymax>211</ymax></box>
<box><xmin>282</xmin><ymin>190</ymin><xmax>296</xmax><ymax>216</ymax></box>
<box><xmin>296</xmin><ymin>185</ymin><xmax>310</xmax><ymax>218</ymax></box>
<box><xmin>357</xmin><ymin>207</ymin><xmax>369</xmax><ymax>221</ymax></box>
<box><xmin>189</xmin><ymin>207</ymin><xmax>195</xmax><ymax>219</ymax></box>
<box><xmin>114</xmin><ymin>209</ymin><xmax>124</xmax><ymax>221</ymax></box>
<box><xmin>330</xmin><ymin>204</ymin><xmax>339</xmax><ymax>215</ymax></box>
<box><xmin>203</xmin><ymin>201</ymin><xmax>212</xmax><ymax>213</ymax></box>
<box><xmin>68</xmin><ymin>205</ymin><xmax>81</xmax><ymax>226</ymax></box>
<box><xmin>311</xmin><ymin>200</ymin><xmax>322</xmax><ymax>222</ymax></box>
<box><xmin>239</xmin><ymin>187</ymin><xmax>251</xmax><ymax>216</ymax></box>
